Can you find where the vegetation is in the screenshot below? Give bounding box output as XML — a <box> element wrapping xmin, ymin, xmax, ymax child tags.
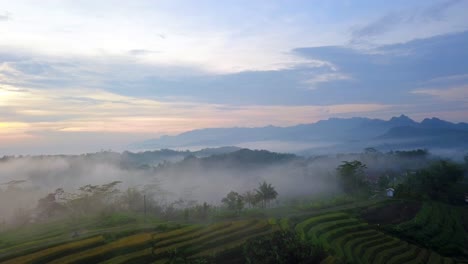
<box><xmin>389</xmin><ymin>202</ymin><xmax>467</xmax><ymax>256</ymax></box>
<box><xmin>255</xmin><ymin>181</ymin><xmax>278</xmax><ymax>208</ymax></box>
<box><xmin>295</xmin><ymin>211</ymin><xmax>458</xmax><ymax>264</ymax></box>
<box><xmin>395</xmin><ymin>160</ymin><xmax>464</xmax><ymax>203</ymax></box>
<box><xmin>1</xmin><ymin>149</ymin><xmax>467</xmax><ymax>263</ymax></box>
<box><xmin>243</xmin><ymin>230</ymin><xmax>326</xmax><ymax>264</ymax></box>
<box><xmin>221</xmin><ymin>191</ymin><xmax>244</xmax><ymax>215</ymax></box>
<box><xmin>337</xmin><ymin>160</ymin><xmax>370</xmax><ymax>195</ymax></box>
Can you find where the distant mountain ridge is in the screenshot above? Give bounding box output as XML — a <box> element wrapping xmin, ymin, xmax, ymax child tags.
<box><xmin>133</xmin><ymin>115</ymin><xmax>468</xmax><ymax>153</ymax></box>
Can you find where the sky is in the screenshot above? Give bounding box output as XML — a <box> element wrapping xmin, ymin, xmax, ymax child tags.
<box><xmin>1</xmin><ymin>0</ymin><xmax>468</xmax><ymax>154</ymax></box>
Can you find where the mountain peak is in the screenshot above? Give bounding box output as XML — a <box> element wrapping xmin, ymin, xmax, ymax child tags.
<box><xmin>421</xmin><ymin>117</ymin><xmax>453</xmax><ymax>128</ymax></box>
<box><xmin>389</xmin><ymin>114</ymin><xmax>416</xmax><ymax>126</ymax></box>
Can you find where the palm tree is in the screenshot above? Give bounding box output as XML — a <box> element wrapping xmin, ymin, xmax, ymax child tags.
<box><xmin>255</xmin><ymin>181</ymin><xmax>278</xmax><ymax>208</ymax></box>
<box><xmin>243</xmin><ymin>190</ymin><xmax>257</xmax><ymax>208</ymax></box>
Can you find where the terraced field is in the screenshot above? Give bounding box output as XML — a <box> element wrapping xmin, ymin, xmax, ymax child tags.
<box><xmin>0</xmin><ymin>219</ymin><xmax>276</xmax><ymax>264</ymax></box>
<box><xmin>2</xmin><ymin>200</ymin><xmax>465</xmax><ymax>264</ymax></box>
<box><xmin>391</xmin><ymin>202</ymin><xmax>468</xmax><ymax>257</ymax></box>
<box><xmin>295</xmin><ymin>212</ymin><xmax>458</xmax><ymax>264</ymax></box>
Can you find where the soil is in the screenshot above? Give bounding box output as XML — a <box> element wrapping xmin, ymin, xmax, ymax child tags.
<box><xmin>361</xmin><ymin>201</ymin><xmax>421</xmax><ymax>225</ymax></box>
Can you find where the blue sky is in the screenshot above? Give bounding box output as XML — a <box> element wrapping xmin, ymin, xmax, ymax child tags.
<box><xmin>0</xmin><ymin>0</ymin><xmax>467</xmax><ymax>154</ymax></box>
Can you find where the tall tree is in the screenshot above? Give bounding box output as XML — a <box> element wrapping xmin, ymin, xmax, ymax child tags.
<box><xmin>222</xmin><ymin>191</ymin><xmax>244</xmax><ymax>215</ymax></box>
<box><xmin>255</xmin><ymin>181</ymin><xmax>278</xmax><ymax>208</ymax></box>
<box><xmin>243</xmin><ymin>190</ymin><xmax>258</xmax><ymax>208</ymax></box>
<box><xmin>337</xmin><ymin>160</ymin><xmax>368</xmax><ymax>194</ymax></box>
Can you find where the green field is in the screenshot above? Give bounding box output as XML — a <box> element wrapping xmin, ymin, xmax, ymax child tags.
<box><xmin>0</xmin><ymin>218</ymin><xmax>277</xmax><ymax>264</ymax></box>
<box><xmin>1</xmin><ymin>200</ymin><xmax>466</xmax><ymax>264</ymax></box>
<box><xmin>390</xmin><ymin>202</ymin><xmax>468</xmax><ymax>258</ymax></box>
<box><xmin>295</xmin><ymin>210</ymin><xmax>461</xmax><ymax>264</ymax></box>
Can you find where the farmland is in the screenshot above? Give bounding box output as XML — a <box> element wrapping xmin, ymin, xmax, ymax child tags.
<box><xmin>1</xmin><ymin>199</ymin><xmax>467</xmax><ymax>264</ymax></box>
<box><xmin>0</xmin><ymin>217</ymin><xmax>278</xmax><ymax>264</ymax></box>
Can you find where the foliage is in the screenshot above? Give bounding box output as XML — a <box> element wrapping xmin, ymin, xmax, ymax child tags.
<box><xmin>221</xmin><ymin>191</ymin><xmax>244</xmax><ymax>215</ymax></box>
<box><xmin>395</xmin><ymin>160</ymin><xmax>464</xmax><ymax>201</ymax></box>
<box><xmin>378</xmin><ymin>175</ymin><xmax>391</xmax><ymax>190</ymax></box>
<box><xmin>296</xmin><ymin>212</ymin><xmax>456</xmax><ymax>264</ymax></box>
<box><xmin>389</xmin><ymin>202</ymin><xmax>467</xmax><ymax>256</ymax></box>
<box><xmin>243</xmin><ymin>230</ymin><xmax>326</xmax><ymax>264</ymax></box>
<box><xmin>255</xmin><ymin>181</ymin><xmax>278</xmax><ymax>208</ymax></box>
<box><xmin>393</xmin><ymin>149</ymin><xmax>429</xmax><ymax>158</ymax></box>
<box><xmin>336</xmin><ymin>160</ymin><xmax>369</xmax><ymax>194</ymax></box>
<box><xmin>242</xmin><ymin>190</ymin><xmax>258</xmax><ymax>208</ymax></box>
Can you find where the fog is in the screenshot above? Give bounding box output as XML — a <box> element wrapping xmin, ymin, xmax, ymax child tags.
<box><xmin>0</xmin><ymin>150</ymin><xmax>339</xmax><ymax>224</ymax></box>
<box><xmin>1</xmin><ymin>148</ymin><xmax>458</xmax><ymax>226</ymax></box>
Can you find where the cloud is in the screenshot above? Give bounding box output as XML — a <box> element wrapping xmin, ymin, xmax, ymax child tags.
<box><xmin>351</xmin><ymin>0</ymin><xmax>465</xmax><ymax>42</ymax></box>
<box><xmin>352</xmin><ymin>13</ymin><xmax>403</xmax><ymax>40</ymax></box>
<box><xmin>0</xmin><ymin>81</ymin><xmax>399</xmax><ymax>154</ymax></box>
<box><xmin>304</xmin><ymin>73</ymin><xmax>352</xmax><ymax>90</ymax></box>
<box><xmin>421</xmin><ymin>0</ymin><xmax>462</xmax><ymax>21</ymax></box>
<box><xmin>293</xmin><ymin>31</ymin><xmax>468</xmax><ymax>104</ymax></box>
<box><xmin>2</xmin><ymin>30</ymin><xmax>468</xmax><ymax>110</ymax></box>
<box><xmin>422</xmin><ymin>73</ymin><xmax>468</xmax><ymax>86</ymax></box>
<box><xmin>0</xmin><ymin>11</ymin><xmax>11</xmax><ymax>21</ymax></box>
<box><xmin>412</xmin><ymin>86</ymin><xmax>468</xmax><ymax>102</ymax></box>
<box><xmin>128</xmin><ymin>49</ymin><xmax>160</xmax><ymax>56</ymax></box>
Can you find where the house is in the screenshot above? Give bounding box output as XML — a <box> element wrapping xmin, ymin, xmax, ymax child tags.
<box><xmin>386</xmin><ymin>188</ymin><xmax>395</xmax><ymax>197</ymax></box>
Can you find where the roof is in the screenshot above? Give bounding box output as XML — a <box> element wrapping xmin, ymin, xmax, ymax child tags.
<box><xmin>386</xmin><ymin>188</ymin><xmax>395</xmax><ymax>191</ymax></box>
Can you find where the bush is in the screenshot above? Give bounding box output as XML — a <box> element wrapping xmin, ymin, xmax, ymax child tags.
<box><xmin>243</xmin><ymin>230</ymin><xmax>326</xmax><ymax>264</ymax></box>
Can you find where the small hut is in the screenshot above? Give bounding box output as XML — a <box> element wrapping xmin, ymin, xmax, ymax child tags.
<box><xmin>386</xmin><ymin>188</ymin><xmax>395</xmax><ymax>197</ymax></box>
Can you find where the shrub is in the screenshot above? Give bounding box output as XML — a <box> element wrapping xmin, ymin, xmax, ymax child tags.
<box><xmin>243</xmin><ymin>230</ymin><xmax>326</xmax><ymax>264</ymax></box>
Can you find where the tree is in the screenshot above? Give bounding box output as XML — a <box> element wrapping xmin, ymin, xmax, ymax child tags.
<box><xmin>243</xmin><ymin>190</ymin><xmax>259</xmax><ymax>208</ymax></box>
<box><xmin>121</xmin><ymin>187</ymin><xmax>144</xmax><ymax>212</ymax></box>
<box><xmin>67</xmin><ymin>181</ymin><xmax>122</xmax><ymax>216</ymax></box>
<box><xmin>337</xmin><ymin>160</ymin><xmax>368</xmax><ymax>194</ymax></box>
<box><xmin>255</xmin><ymin>181</ymin><xmax>278</xmax><ymax>208</ymax></box>
<box><xmin>364</xmin><ymin>147</ymin><xmax>378</xmax><ymax>154</ymax></box>
<box><xmin>378</xmin><ymin>175</ymin><xmax>391</xmax><ymax>190</ymax></box>
<box><xmin>36</xmin><ymin>188</ymin><xmax>66</xmax><ymax>219</ymax></box>
<box><xmin>396</xmin><ymin>160</ymin><xmax>464</xmax><ymax>201</ymax></box>
<box><xmin>222</xmin><ymin>191</ymin><xmax>244</xmax><ymax>215</ymax></box>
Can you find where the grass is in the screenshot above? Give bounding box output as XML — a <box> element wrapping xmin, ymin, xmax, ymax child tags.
<box><xmin>390</xmin><ymin>202</ymin><xmax>467</xmax><ymax>256</ymax></box>
<box><xmin>47</xmin><ymin>224</ymin><xmax>201</xmax><ymax>264</ymax></box>
<box><xmin>1</xmin><ymin>199</ymin><xmax>464</xmax><ymax>264</ymax></box>
<box><xmin>101</xmin><ymin>220</ymin><xmax>272</xmax><ymax>263</ymax></box>
<box><xmin>2</xmin><ymin>236</ymin><xmax>105</xmax><ymax>264</ymax></box>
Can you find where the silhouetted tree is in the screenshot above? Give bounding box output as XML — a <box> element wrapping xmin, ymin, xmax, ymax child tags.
<box><xmin>243</xmin><ymin>190</ymin><xmax>258</xmax><ymax>208</ymax></box>
<box><xmin>255</xmin><ymin>181</ymin><xmax>278</xmax><ymax>208</ymax></box>
<box><xmin>222</xmin><ymin>191</ymin><xmax>244</xmax><ymax>215</ymax></box>
<box><xmin>36</xmin><ymin>188</ymin><xmax>66</xmax><ymax>218</ymax></box>
<box><xmin>337</xmin><ymin>160</ymin><xmax>368</xmax><ymax>194</ymax></box>
<box><xmin>378</xmin><ymin>175</ymin><xmax>391</xmax><ymax>190</ymax></box>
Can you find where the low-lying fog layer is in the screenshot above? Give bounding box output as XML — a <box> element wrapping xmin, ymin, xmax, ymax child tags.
<box><xmin>0</xmin><ymin>148</ymin><xmax>447</xmax><ymax>224</ymax></box>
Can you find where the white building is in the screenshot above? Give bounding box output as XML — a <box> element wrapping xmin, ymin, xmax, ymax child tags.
<box><xmin>386</xmin><ymin>188</ymin><xmax>395</xmax><ymax>197</ymax></box>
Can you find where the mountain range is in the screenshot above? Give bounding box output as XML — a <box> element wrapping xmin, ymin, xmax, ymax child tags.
<box><xmin>133</xmin><ymin>115</ymin><xmax>468</xmax><ymax>154</ymax></box>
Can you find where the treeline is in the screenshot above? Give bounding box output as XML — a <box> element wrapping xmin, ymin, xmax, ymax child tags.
<box><xmin>335</xmin><ymin>151</ymin><xmax>468</xmax><ymax>204</ymax></box>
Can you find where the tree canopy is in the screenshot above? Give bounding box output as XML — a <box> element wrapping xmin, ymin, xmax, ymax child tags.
<box><xmin>255</xmin><ymin>181</ymin><xmax>278</xmax><ymax>208</ymax></box>
<box><xmin>337</xmin><ymin>160</ymin><xmax>369</xmax><ymax>194</ymax></box>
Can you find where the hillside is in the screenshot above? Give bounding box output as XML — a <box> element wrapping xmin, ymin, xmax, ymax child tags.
<box><xmin>133</xmin><ymin>115</ymin><xmax>468</xmax><ymax>153</ymax></box>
